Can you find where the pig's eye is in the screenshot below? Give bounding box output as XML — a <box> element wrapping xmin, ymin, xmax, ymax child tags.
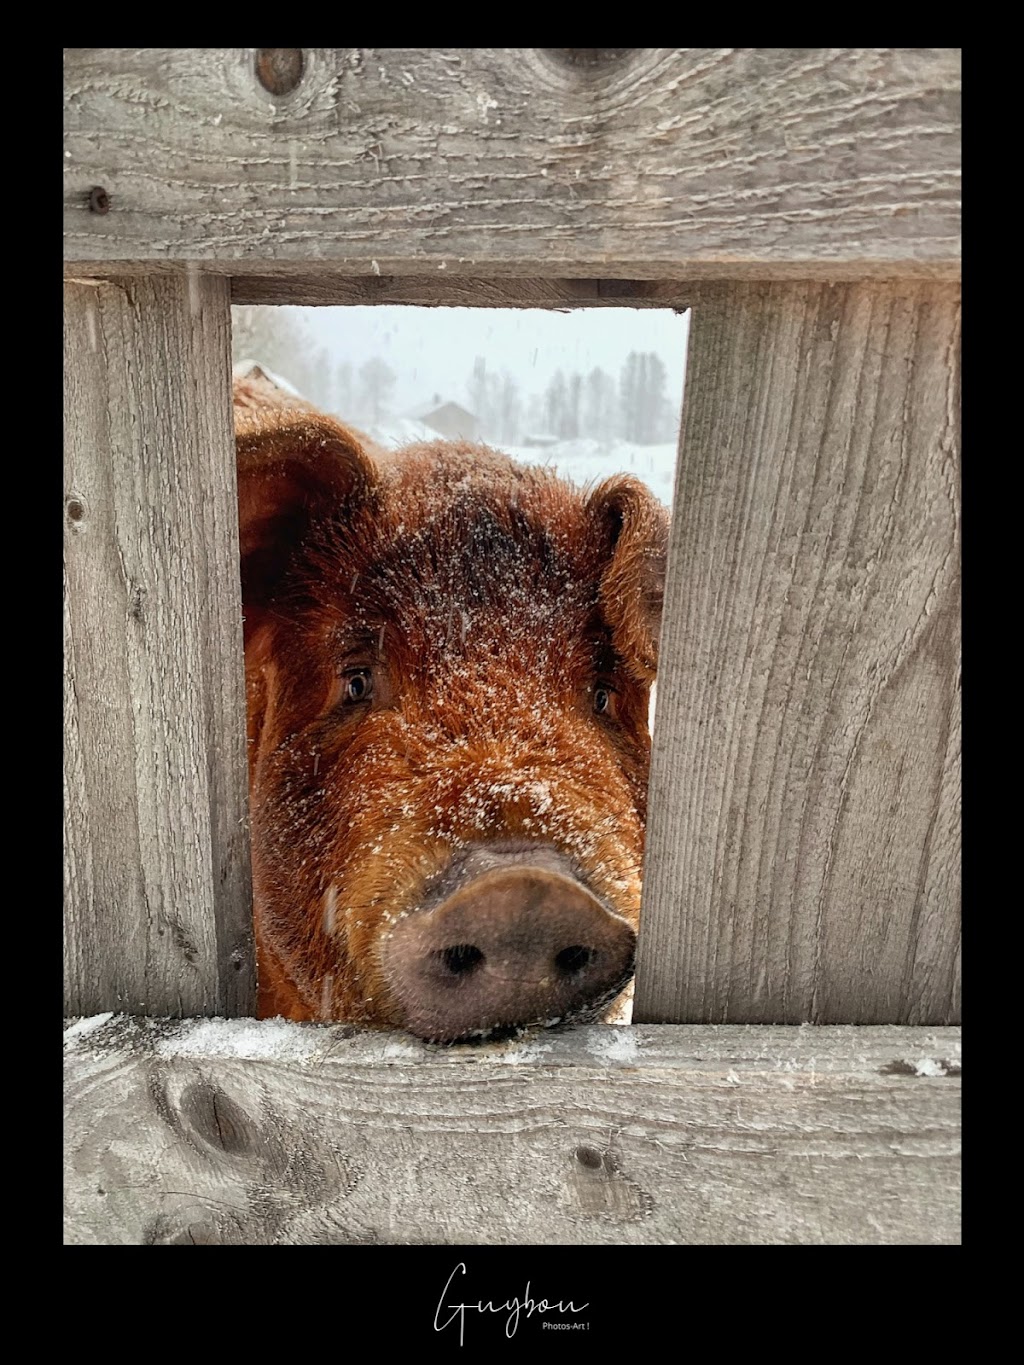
<box><xmin>593</xmin><ymin>685</ymin><xmax>615</xmax><ymax>717</ymax></box>
<box><xmin>342</xmin><ymin>669</ymin><xmax>373</xmax><ymax>704</ymax></box>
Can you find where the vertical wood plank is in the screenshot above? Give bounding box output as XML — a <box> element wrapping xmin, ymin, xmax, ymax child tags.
<box><xmin>64</xmin><ymin>276</ymin><xmax>255</xmax><ymax>1016</ymax></box>
<box><xmin>635</xmin><ymin>281</ymin><xmax>960</xmax><ymax>1025</ymax></box>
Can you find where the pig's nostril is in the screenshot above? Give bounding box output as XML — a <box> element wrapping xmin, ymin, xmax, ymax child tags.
<box><xmin>435</xmin><ymin>944</ymin><xmax>485</xmax><ymax>977</ymax></box>
<box><xmin>555</xmin><ymin>945</ymin><xmax>595</xmax><ymax>975</ymax></box>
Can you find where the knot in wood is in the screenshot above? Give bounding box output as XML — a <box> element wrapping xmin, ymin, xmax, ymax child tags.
<box><xmin>255</xmin><ymin>49</ymin><xmax>305</xmax><ymax>97</ymax></box>
<box><xmin>544</xmin><ymin>49</ymin><xmax>635</xmax><ymax>73</ymax></box>
<box><xmin>574</xmin><ymin>1144</ymin><xmax>603</xmax><ymax>1170</ymax></box>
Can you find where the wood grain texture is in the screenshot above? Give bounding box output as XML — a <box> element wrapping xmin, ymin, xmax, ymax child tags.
<box><xmin>64</xmin><ymin>1016</ymin><xmax>961</xmax><ymax>1246</ymax></box>
<box><xmin>230</xmin><ymin>275</ymin><xmax>700</xmax><ymax>308</ymax></box>
<box><xmin>63</xmin><ymin>278</ymin><xmax>255</xmax><ymax>1017</ymax></box>
<box><xmin>635</xmin><ymin>280</ymin><xmax>960</xmax><ymax>1026</ymax></box>
<box><xmin>64</xmin><ymin>48</ymin><xmax>960</xmax><ymax>280</ymax></box>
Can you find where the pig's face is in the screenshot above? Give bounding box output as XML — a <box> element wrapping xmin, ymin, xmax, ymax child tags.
<box><xmin>236</xmin><ymin>375</ymin><xmax>667</xmax><ymax>1041</ymax></box>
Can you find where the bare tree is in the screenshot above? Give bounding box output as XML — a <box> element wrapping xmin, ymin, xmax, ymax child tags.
<box><xmin>644</xmin><ymin>352</ymin><xmax>672</xmax><ymax>442</ymax></box>
<box><xmin>525</xmin><ymin>391</ymin><xmax>546</xmax><ymax>436</ymax></box>
<box><xmin>334</xmin><ymin>361</ymin><xmax>354</xmax><ymax>418</ymax></box>
<box><xmin>565</xmin><ymin>373</ymin><xmax>582</xmax><ymax>440</ymax></box>
<box><xmin>619</xmin><ymin>351</ymin><xmax>672</xmax><ymax>442</ymax></box>
<box><xmin>467</xmin><ymin>357</ymin><xmax>489</xmax><ymax>426</ymax></box>
<box><xmin>358</xmin><ymin>357</ymin><xmax>397</xmax><ymax>425</ymax></box>
<box><xmin>619</xmin><ymin>352</ymin><xmax>641</xmax><ymax>441</ymax></box>
<box><xmin>583</xmin><ymin>366</ymin><xmax>618</xmax><ymax>445</ymax></box>
<box><xmin>307</xmin><ymin>346</ymin><xmax>332</xmax><ymax>411</ymax></box>
<box><xmin>545</xmin><ymin>370</ymin><xmax>569</xmax><ymax>437</ymax></box>
<box><xmin>497</xmin><ymin>375</ymin><xmax>522</xmax><ymax>445</ymax></box>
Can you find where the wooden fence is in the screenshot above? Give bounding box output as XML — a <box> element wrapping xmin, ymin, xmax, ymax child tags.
<box><xmin>64</xmin><ymin>48</ymin><xmax>961</xmax><ymax>1246</ymax></box>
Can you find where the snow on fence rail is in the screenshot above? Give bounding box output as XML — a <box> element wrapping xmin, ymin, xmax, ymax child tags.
<box><xmin>64</xmin><ymin>1016</ymin><xmax>961</xmax><ymax>1246</ymax></box>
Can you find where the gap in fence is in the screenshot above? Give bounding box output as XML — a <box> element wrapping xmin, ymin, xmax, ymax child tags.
<box><xmin>230</xmin><ymin>302</ymin><xmax>691</xmax><ymax>1032</ymax></box>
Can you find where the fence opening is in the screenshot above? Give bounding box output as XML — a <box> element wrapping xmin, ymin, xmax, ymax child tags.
<box><xmin>230</xmin><ymin>303</ymin><xmax>689</xmax><ymax>1039</ymax></box>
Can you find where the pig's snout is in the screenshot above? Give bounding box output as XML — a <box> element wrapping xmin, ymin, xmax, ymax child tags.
<box><xmin>384</xmin><ymin>866</ymin><xmax>636</xmax><ymax>1042</ymax></box>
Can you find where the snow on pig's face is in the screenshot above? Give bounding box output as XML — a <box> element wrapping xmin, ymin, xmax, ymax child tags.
<box><xmin>235</xmin><ymin>374</ymin><xmax>668</xmax><ymax>1042</ymax></box>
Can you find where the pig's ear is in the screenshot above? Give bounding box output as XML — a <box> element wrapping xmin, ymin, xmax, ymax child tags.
<box><xmin>235</xmin><ymin>403</ymin><xmax>376</xmax><ymax>630</ymax></box>
<box><xmin>590</xmin><ymin>475</ymin><xmax>670</xmax><ymax>683</ymax></box>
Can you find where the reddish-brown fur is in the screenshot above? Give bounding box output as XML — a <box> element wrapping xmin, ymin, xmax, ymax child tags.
<box><xmin>234</xmin><ymin>370</ymin><xmax>668</xmax><ymax>1033</ymax></box>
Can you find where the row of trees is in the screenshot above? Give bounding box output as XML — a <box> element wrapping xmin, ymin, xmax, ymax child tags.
<box><xmin>232</xmin><ymin>307</ymin><xmax>679</xmax><ymax>446</ymax></box>
<box><xmin>467</xmin><ymin>352</ymin><xmax>677</xmax><ymax>445</ymax></box>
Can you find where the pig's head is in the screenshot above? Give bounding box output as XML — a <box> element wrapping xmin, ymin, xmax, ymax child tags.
<box><xmin>235</xmin><ymin>373</ymin><xmax>668</xmax><ymax>1042</ymax></box>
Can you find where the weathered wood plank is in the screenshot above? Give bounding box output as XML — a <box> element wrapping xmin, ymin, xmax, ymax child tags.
<box><xmin>230</xmin><ymin>275</ymin><xmax>700</xmax><ymax>308</ymax></box>
<box><xmin>64</xmin><ymin>1017</ymin><xmax>960</xmax><ymax>1246</ymax></box>
<box><xmin>635</xmin><ymin>280</ymin><xmax>960</xmax><ymax>1025</ymax></box>
<box><xmin>63</xmin><ymin>278</ymin><xmax>255</xmax><ymax>1017</ymax></box>
<box><xmin>64</xmin><ymin>48</ymin><xmax>960</xmax><ymax>280</ymax></box>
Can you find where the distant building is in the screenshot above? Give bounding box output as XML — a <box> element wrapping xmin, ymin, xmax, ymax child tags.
<box><xmin>368</xmin><ymin>416</ymin><xmax>443</xmax><ymax>449</ymax></box>
<box><xmin>405</xmin><ymin>395</ymin><xmax>480</xmax><ymax>441</ymax></box>
<box><xmin>232</xmin><ymin>359</ymin><xmax>305</xmax><ymax>399</ymax></box>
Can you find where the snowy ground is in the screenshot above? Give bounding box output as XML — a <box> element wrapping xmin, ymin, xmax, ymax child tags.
<box><xmin>235</xmin><ymin>363</ymin><xmax>680</xmax><ymax>508</ymax></box>
<box><xmin>367</xmin><ymin>424</ymin><xmax>680</xmax><ymax>508</ymax></box>
<box><xmin>501</xmin><ymin>439</ymin><xmax>678</xmax><ymax>508</ymax></box>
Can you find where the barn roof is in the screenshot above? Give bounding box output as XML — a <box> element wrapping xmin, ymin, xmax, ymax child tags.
<box><xmin>405</xmin><ymin>398</ymin><xmax>477</xmax><ymax>422</ymax></box>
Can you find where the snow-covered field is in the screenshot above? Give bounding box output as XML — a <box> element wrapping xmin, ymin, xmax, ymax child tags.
<box><xmin>501</xmin><ymin>439</ymin><xmax>678</xmax><ymax>508</ymax></box>
<box><xmin>236</xmin><ymin>373</ymin><xmax>681</xmax><ymax>509</ymax></box>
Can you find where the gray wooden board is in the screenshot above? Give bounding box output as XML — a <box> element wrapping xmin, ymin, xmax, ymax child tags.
<box><xmin>636</xmin><ymin>280</ymin><xmax>960</xmax><ymax>1025</ymax></box>
<box><xmin>64</xmin><ymin>1016</ymin><xmax>961</xmax><ymax>1246</ymax></box>
<box><xmin>64</xmin><ymin>48</ymin><xmax>960</xmax><ymax>280</ymax></box>
<box><xmin>230</xmin><ymin>275</ymin><xmax>712</xmax><ymax>307</ymax></box>
<box><xmin>63</xmin><ymin>278</ymin><xmax>255</xmax><ymax>1017</ymax></box>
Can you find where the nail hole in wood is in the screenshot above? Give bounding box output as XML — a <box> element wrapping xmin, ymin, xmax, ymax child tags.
<box><xmin>575</xmin><ymin>1144</ymin><xmax>603</xmax><ymax>1169</ymax></box>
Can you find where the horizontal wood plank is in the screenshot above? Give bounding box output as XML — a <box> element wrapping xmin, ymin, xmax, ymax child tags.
<box><xmin>231</xmin><ymin>275</ymin><xmax>705</xmax><ymax>308</ymax></box>
<box><xmin>64</xmin><ymin>1017</ymin><xmax>960</xmax><ymax>1246</ymax></box>
<box><xmin>64</xmin><ymin>48</ymin><xmax>960</xmax><ymax>281</ymax></box>
<box><xmin>63</xmin><ymin>278</ymin><xmax>255</xmax><ymax>1017</ymax></box>
<box><xmin>635</xmin><ymin>280</ymin><xmax>960</xmax><ymax>1025</ymax></box>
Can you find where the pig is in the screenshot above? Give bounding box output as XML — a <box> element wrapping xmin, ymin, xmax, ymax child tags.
<box><xmin>234</xmin><ymin>366</ymin><xmax>668</xmax><ymax>1042</ymax></box>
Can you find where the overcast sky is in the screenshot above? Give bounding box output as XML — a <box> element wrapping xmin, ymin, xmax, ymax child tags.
<box><xmin>291</xmin><ymin>304</ymin><xmax>690</xmax><ymax>415</ymax></box>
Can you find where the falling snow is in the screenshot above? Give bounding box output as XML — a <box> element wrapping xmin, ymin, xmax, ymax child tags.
<box><xmin>235</xmin><ymin>364</ymin><xmax>664</xmax><ymax>1042</ymax></box>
